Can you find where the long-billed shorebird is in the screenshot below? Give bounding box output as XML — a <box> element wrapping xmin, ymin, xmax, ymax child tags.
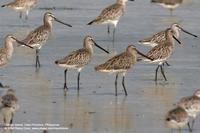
<box><xmin>177</xmin><ymin>89</ymin><xmax>200</xmax><ymax>132</ymax></box>
<box><xmin>139</xmin><ymin>23</ymin><xmax>198</xmax><ymax>48</ymax></box>
<box><xmin>165</xmin><ymin>106</ymin><xmax>189</xmax><ymax>133</ymax></box>
<box><xmin>20</xmin><ymin>12</ymin><xmax>72</xmax><ymax>68</ymax></box>
<box><xmin>95</xmin><ymin>45</ymin><xmax>152</xmax><ymax>96</ymax></box>
<box><xmin>1</xmin><ymin>0</ymin><xmax>37</xmax><ymax>20</ymax></box>
<box><xmin>87</xmin><ymin>0</ymin><xmax>134</xmax><ymax>47</ymax></box>
<box><xmin>55</xmin><ymin>36</ymin><xmax>109</xmax><ymax>94</ymax></box>
<box><xmin>140</xmin><ymin>29</ymin><xmax>181</xmax><ymax>82</ymax></box>
<box><xmin>0</xmin><ymin>35</ymin><xmax>33</xmax><ymax>87</ymax></box>
<box><xmin>151</xmin><ymin>0</ymin><xmax>183</xmax><ymax>15</ymax></box>
<box><xmin>139</xmin><ymin>23</ymin><xmax>198</xmax><ymax>66</ymax></box>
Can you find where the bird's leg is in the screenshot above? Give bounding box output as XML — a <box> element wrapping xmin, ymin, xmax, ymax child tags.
<box><xmin>155</xmin><ymin>65</ymin><xmax>160</xmax><ymax>82</ymax></box>
<box><xmin>191</xmin><ymin>119</ymin><xmax>195</xmax><ymax>131</ymax></box>
<box><xmin>112</xmin><ymin>27</ymin><xmax>116</xmax><ymax>49</ymax></box>
<box><xmin>115</xmin><ymin>74</ymin><xmax>119</xmax><ymax>96</ymax></box>
<box><xmin>10</xmin><ymin>118</ymin><xmax>13</xmax><ymax>124</ymax></box>
<box><xmin>107</xmin><ymin>25</ymin><xmax>110</xmax><ymax>35</ymax></box>
<box><xmin>171</xmin><ymin>129</ymin><xmax>173</xmax><ymax>133</ymax></box>
<box><xmin>122</xmin><ymin>75</ymin><xmax>128</xmax><ymax>96</ymax></box>
<box><xmin>165</xmin><ymin>61</ymin><xmax>170</xmax><ymax>66</ymax></box>
<box><xmin>178</xmin><ymin>128</ymin><xmax>181</xmax><ymax>133</ymax></box>
<box><xmin>35</xmin><ymin>49</ymin><xmax>41</xmax><ymax>68</ymax></box>
<box><xmin>10</xmin><ymin>113</ymin><xmax>14</xmax><ymax>125</ymax></box>
<box><xmin>187</xmin><ymin>122</ymin><xmax>192</xmax><ymax>132</ymax></box>
<box><xmin>170</xmin><ymin>9</ymin><xmax>173</xmax><ymax>16</ymax></box>
<box><xmin>160</xmin><ymin>65</ymin><xmax>167</xmax><ymax>81</ymax></box>
<box><xmin>77</xmin><ymin>72</ymin><xmax>80</xmax><ymax>91</ymax></box>
<box><xmin>0</xmin><ymin>82</ymin><xmax>4</xmax><ymax>88</ymax></box>
<box><xmin>19</xmin><ymin>12</ymin><xmax>22</xmax><ymax>19</ymax></box>
<box><xmin>64</xmin><ymin>69</ymin><xmax>68</xmax><ymax>91</ymax></box>
<box><xmin>25</xmin><ymin>10</ymin><xmax>29</xmax><ymax>20</ymax></box>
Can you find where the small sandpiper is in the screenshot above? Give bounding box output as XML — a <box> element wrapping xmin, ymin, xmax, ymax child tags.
<box><xmin>177</xmin><ymin>89</ymin><xmax>200</xmax><ymax>132</ymax></box>
<box><xmin>165</xmin><ymin>106</ymin><xmax>189</xmax><ymax>133</ymax></box>
<box><xmin>0</xmin><ymin>89</ymin><xmax>19</xmax><ymax>126</ymax></box>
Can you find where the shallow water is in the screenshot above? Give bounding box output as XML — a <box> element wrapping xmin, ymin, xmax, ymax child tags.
<box><xmin>0</xmin><ymin>0</ymin><xmax>200</xmax><ymax>133</ymax></box>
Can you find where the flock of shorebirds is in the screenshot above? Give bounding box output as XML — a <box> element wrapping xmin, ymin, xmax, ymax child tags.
<box><xmin>0</xmin><ymin>0</ymin><xmax>199</xmax><ymax>132</ymax></box>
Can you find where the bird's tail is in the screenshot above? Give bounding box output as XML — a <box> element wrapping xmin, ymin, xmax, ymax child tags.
<box><xmin>1</xmin><ymin>3</ymin><xmax>11</xmax><ymax>8</ymax></box>
<box><xmin>94</xmin><ymin>64</ymin><xmax>106</xmax><ymax>72</ymax></box>
<box><xmin>94</xmin><ymin>65</ymin><xmax>102</xmax><ymax>71</ymax></box>
<box><xmin>151</xmin><ymin>0</ymin><xmax>160</xmax><ymax>3</ymax></box>
<box><xmin>138</xmin><ymin>40</ymin><xmax>146</xmax><ymax>44</ymax></box>
<box><xmin>87</xmin><ymin>18</ymin><xmax>101</xmax><ymax>25</ymax></box>
<box><xmin>55</xmin><ymin>60</ymin><xmax>59</xmax><ymax>64</ymax></box>
<box><xmin>87</xmin><ymin>20</ymin><xmax>96</xmax><ymax>25</ymax></box>
<box><xmin>94</xmin><ymin>66</ymin><xmax>99</xmax><ymax>71</ymax></box>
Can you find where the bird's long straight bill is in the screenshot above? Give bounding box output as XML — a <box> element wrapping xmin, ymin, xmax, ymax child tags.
<box><xmin>54</xmin><ymin>18</ymin><xmax>72</xmax><ymax>27</ymax></box>
<box><xmin>173</xmin><ymin>35</ymin><xmax>181</xmax><ymax>44</ymax></box>
<box><xmin>136</xmin><ymin>50</ymin><xmax>153</xmax><ymax>61</ymax></box>
<box><xmin>180</xmin><ymin>27</ymin><xmax>198</xmax><ymax>38</ymax></box>
<box><xmin>12</xmin><ymin>37</ymin><xmax>33</xmax><ymax>49</ymax></box>
<box><xmin>92</xmin><ymin>40</ymin><xmax>109</xmax><ymax>54</ymax></box>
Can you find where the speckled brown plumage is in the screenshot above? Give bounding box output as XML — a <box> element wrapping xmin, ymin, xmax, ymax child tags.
<box><xmin>166</xmin><ymin>107</ymin><xmax>188</xmax><ymax>123</ymax></box>
<box><xmin>0</xmin><ymin>35</ymin><xmax>20</xmax><ymax>67</ymax></box>
<box><xmin>1</xmin><ymin>89</ymin><xmax>18</xmax><ymax>108</ymax></box>
<box><xmin>178</xmin><ymin>90</ymin><xmax>200</xmax><ymax>118</ymax></box>
<box><xmin>21</xmin><ymin>12</ymin><xmax>72</xmax><ymax>68</ymax></box>
<box><xmin>138</xmin><ymin>23</ymin><xmax>198</xmax><ymax>48</ymax></box>
<box><xmin>55</xmin><ymin>48</ymin><xmax>92</xmax><ymax>69</ymax></box>
<box><xmin>140</xmin><ymin>30</ymin><xmax>167</xmax><ymax>44</ymax></box>
<box><xmin>2</xmin><ymin>0</ymin><xmax>37</xmax><ymax>19</ymax></box>
<box><xmin>177</xmin><ymin>89</ymin><xmax>200</xmax><ymax>131</ymax></box>
<box><xmin>95</xmin><ymin>45</ymin><xmax>149</xmax><ymax>96</ymax></box>
<box><xmin>141</xmin><ymin>29</ymin><xmax>179</xmax><ymax>82</ymax></box>
<box><xmin>145</xmin><ymin>29</ymin><xmax>174</xmax><ymax>62</ymax></box>
<box><xmin>0</xmin><ymin>49</ymin><xmax>8</xmax><ymax>67</ymax></box>
<box><xmin>22</xmin><ymin>25</ymin><xmax>50</xmax><ymax>49</ymax></box>
<box><xmin>88</xmin><ymin>0</ymin><xmax>134</xmax><ymax>46</ymax></box>
<box><xmin>88</xmin><ymin>3</ymin><xmax>124</xmax><ymax>25</ymax></box>
<box><xmin>95</xmin><ymin>46</ymin><xmax>136</xmax><ymax>72</ymax></box>
<box><xmin>55</xmin><ymin>36</ymin><xmax>108</xmax><ymax>93</ymax></box>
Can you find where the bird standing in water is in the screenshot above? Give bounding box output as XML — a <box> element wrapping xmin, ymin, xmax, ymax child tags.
<box><xmin>95</xmin><ymin>45</ymin><xmax>152</xmax><ymax>96</ymax></box>
<box><xmin>88</xmin><ymin>0</ymin><xmax>134</xmax><ymax>49</ymax></box>
<box><xmin>20</xmin><ymin>12</ymin><xmax>72</xmax><ymax>69</ymax></box>
<box><xmin>55</xmin><ymin>36</ymin><xmax>109</xmax><ymax>95</ymax></box>
<box><xmin>141</xmin><ymin>29</ymin><xmax>181</xmax><ymax>82</ymax></box>
<box><xmin>1</xmin><ymin>0</ymin><xmax>37</xmax><ymax>20</ymax></box>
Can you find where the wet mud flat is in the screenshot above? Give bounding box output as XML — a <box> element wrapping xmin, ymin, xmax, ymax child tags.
<box><xmin>0</xmin><ymin>0</ymin><xmax>200</xmax><ymax>133</ymax></box>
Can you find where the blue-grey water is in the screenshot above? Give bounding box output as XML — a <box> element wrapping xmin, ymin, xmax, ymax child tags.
<box><xmin>0</xmin><ymin>0</ymin><xmax>200</xmax><ymax>133</ymax></box>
